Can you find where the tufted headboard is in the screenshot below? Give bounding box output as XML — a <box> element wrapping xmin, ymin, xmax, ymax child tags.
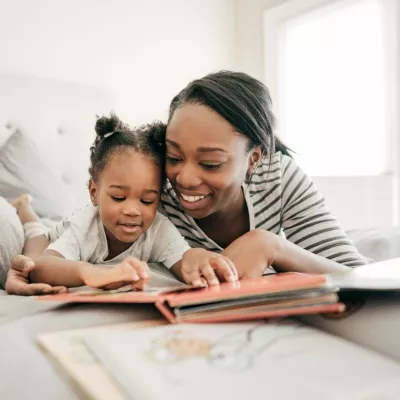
<box><xmin>0</xmin><ymin>74</ymin><xmax>114</xmax><ymax>208</ymax></box>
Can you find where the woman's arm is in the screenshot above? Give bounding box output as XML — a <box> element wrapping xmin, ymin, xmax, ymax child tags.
<box><xmin>279</xmin><ymin>156</ymin><xmax>366</xmax><ymax>267</ymax></box>
<box><xmin>221</xmin><ymin>229</ymin><xmax>349</xmax><ymax>279</ymax></box>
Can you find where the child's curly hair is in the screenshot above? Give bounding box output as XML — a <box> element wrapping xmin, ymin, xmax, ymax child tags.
<box><xmin>89</xmin><ymin>112</ymin><xmax>166</xmax><ymax>182</ymax></box>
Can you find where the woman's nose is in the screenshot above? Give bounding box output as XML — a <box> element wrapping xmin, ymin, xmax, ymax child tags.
<box><xmin>176</xmin><ymin>164</ymin><xmax>200</xmax><ymax>188</ymax></box>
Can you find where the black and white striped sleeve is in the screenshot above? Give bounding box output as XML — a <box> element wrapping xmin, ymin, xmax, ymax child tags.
<box><xmin>280</xmin><ymin>155</ymin><xmax>366</xmax><ymax>267</ymax></box>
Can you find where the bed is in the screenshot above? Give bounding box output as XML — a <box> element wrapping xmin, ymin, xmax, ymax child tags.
<box><xmin>1</xmin><ymin>73</ymin><xmax>400</xmax><ymax>399</ymax></box>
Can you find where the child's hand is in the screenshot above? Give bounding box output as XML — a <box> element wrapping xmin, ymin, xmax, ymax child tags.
<box><xmin>179</xmin><ymin>249</ymin><xmax>238</xmax><ymax>287</ymax></box>
<box><xmin>81</xmin><ymin>257</ymin><xmax>150</xmax><ymax>291</ymax></box>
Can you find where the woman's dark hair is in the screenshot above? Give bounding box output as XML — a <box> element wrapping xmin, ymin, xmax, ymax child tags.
<box><xmin>89</xmin><ymin>113</ymin><xmax>166</xmax><ymax>182</ymax></box>
<box><xmin>168</xmin><ymin>70</ymin><xmax>291</xmax><ymax>157</ymax></box>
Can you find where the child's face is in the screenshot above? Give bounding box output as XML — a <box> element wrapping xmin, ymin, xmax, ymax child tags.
<box><xmin>89</xmin><ymin>149</ymin><xmax>161</xmax><ymax>245</ymax></box>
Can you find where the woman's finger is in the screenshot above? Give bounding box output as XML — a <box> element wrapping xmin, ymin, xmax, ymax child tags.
<box><xmin>6</xmin><ymin>278</ymin><xmax>54</xmax><ymax>296</ymax></box>
<box><xmin>184</xmin><ymin>263</ymin><xmax>206</xmax><ymax>287</ymax></box>
<box><xmin>52</xmin><ymin>286</ymin><xmax>68</xmax><ymax>294</ymax></box>
<box><xmin>199</xmin><ymin>262</ymin><xmax>220</xmax><ymax>286</ymax></box>
<box><xmin>11</xmin><ymin>255</ymin><xmax>35</xmax><ymax>273</ymax></box>
<box><xmin>225</xmin><ymin>257</ymin><xmax>238</xmax><ymax>280</ymax></box>
<box><xmin>210</xmin><ymin>257</ymin><xmax>237</xmax><ymax>282</ymax></box>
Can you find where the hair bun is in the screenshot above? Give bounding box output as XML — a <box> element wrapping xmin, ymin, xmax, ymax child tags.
<box><xmin>148</xmin><ymin>121</ymin><xmax>167</xmax><ymax>146</ymax></box>
<box><xmin>95</xmin><ymin>112</ymin><xmax>124</xmax><ymax>138</ymax></box>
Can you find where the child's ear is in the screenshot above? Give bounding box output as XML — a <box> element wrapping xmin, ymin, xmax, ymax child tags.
<box><xmin>247</xmin><ymin>146</ymin><xmax>263</xmax><ymax>176</ymax></box>
<box><xmin>88</xmin><ymin>179</ymin><xmax>98</xmax><ymax>206</ymax></box>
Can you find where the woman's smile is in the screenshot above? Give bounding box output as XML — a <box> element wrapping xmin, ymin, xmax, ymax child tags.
<box><xmin>178</xmin><ymin>191</ymin><xmax>212</xmax><ymax>211</ymax></box>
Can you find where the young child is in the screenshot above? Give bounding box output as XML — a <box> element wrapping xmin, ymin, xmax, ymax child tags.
<box><xmin>8</xmin><ymin>114</ymin><xmax>237</xmax><ymax>293</ymax></box>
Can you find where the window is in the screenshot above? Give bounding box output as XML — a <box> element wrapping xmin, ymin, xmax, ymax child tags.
<box><xmin>264</xmin><ymin>0</ymin><xmax>399</xmax><ymax>228</ymax></box>
<box><xmin>265</xmin><ymin>0</ymin><xmax>395</xmax><ymax>176</ymax></box>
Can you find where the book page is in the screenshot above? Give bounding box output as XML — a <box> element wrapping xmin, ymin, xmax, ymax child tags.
<box><xmin>37</xmin><ymin>320</ymin><xmax>168</xmax><ymax>400</ymax></box>
<box><xmin>65</xmin><ymin>263</ymin><xmax>188</xmax><ymax>297</ymax></box>
<box><xmin>83</xmin><ymin>320</ymin><xmax>400</xmax><ymax>400</ymax></box>
<box><xmin>331</xmin><ymin>258</ymin><xmax>400</xmax><ymax>290</ymax></box>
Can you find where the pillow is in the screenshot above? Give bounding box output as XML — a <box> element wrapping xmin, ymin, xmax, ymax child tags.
<box><xmin>0</xmin><ymin>196</ymin><xmax>24</xmax><ymax>288</ymax></box>
<box><xmin>0</xmin><ymin>129</ymin><xmax>76</xmax><ymax>220</ymax></box>
<box><xmin>346</xmin><ymin>226</ymin><xmax>400</xmax><ymax>263</ymax></box>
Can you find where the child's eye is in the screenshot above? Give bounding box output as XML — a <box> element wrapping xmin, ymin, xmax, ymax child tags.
<box><xmin>166</xmin><ymin>155</ymin><xmax>182</xmax><ymax>165</ymax></box>
<box><xmin>141</xmin><ymin>200</ymin><xmax>155</xmax><ymax>205</ymax></box>
<box><xmin>201</xmin><ymin>163</ymin><xmax>224</xmax><ymax>171</ymax></box>
<box><xmin>111</xmin><ymin>196</ymin><xmax>125</xmax><ymax>202</ymax></box>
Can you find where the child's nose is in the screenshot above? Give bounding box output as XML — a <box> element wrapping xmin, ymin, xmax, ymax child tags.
<box><xmin>122</xmin><ymin>201</ymin><xmax>141</xmax><ymax>216</ymax></box>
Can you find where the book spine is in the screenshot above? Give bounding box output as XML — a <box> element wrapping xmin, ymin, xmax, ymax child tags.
<box><xmin>155</xmin><ymin>299</ymin><xmax>176</xmax><ymax>324</ymax></box>
<box><xmin>177</xmin><ymin>302</ymin><xmax>346</xmax><ymax>324</ymax></box>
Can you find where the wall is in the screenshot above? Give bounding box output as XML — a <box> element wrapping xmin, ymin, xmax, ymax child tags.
<box><xmin>234</xmin><ymin>0</ymin><xmax>287</xmax><ymax>80</ymax></box>
<box><xmin>234</xmin><ymin>0</ymin><xmax>400</xmax><ymax>230</ymax></box>
<box><xmin>0</xmin><ymin>0</ymin><xmax>234</xmax><ymax>124</ymax></box>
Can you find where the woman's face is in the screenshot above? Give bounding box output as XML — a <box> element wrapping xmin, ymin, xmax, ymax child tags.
<box><xmin>166</xmin><ymin>104</ymin><xmax>255</xmax><ymax>219</ymax></box>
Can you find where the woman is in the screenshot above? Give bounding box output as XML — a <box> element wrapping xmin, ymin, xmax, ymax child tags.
<box><xmin>5</xmin><ymin>71</ymin><xmax>365</xmax><ymax>295</ymax></box>
<box><xmin>163</xmin><ymin>70</ymin><xmax>365</xmax><ymax>284</ymax></box>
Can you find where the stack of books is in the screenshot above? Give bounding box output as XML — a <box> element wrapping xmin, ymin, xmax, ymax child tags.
<box><xmin>38</xmin><ymin>258</ymin><xmax>400</xmax><ymax>323</ymax></box>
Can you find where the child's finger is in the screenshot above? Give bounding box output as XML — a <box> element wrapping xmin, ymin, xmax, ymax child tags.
<box><xmin>124</xmin><ymin>257</ymin><xmax>149</xmax><ymax>279</ymax></box>
<box><xmin>210</xmin><ymin>257</ymin><xmax>237</xmax><ymax>282</ymax></box>
<box><xmin>132</xmin><ymin>279</ymin><xmax>147</xmax><ymax>291</ymax></box>
<box><xmin>199</xmin><ymin>262</ymin><xmax>220</xmax><ymax>286</ymax></box>
<box><xmin>120</xmin><ymin>264</ymin><xmax>140</xmax><ymax>282</ymax></box>
<box><xmin>105</xmin><ymin>264</ymin><xmax>140</xmax><ymax>285</ymax></box>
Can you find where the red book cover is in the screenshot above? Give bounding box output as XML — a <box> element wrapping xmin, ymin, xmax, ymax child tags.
<box><xmin>38</xmin><ymin>272</ymin><xmax>344</xmax><ymax>323</ymax></box>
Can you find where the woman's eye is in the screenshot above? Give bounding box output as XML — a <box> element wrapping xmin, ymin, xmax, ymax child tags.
<box><xmin>111</xmin><ymin>196</ymin><xmax>125</xmax><ymax>202</ymax></box>
<box><xmin>201</xmin><ymin>163</ymin><xmax>224</xmax><ymax>171</ymax></box>
<box><xmin>166</xmin><ymin>155</ymin><xmax>182</xmax><ymax>165</ymax></box>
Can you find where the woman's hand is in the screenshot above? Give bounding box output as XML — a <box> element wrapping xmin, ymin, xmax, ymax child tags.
<box><xmin>174</xmin><ymin>248</ymin><xmax>238</xmax><ymax>287</ymax></box>
<box><xmin>80</xmin><ymin>257</ymin><xmax>150</xmax><ymax>291</ymax></box>
<box><xmin>222</xmin><ymin>229</ymin><xmax>281</xmax><ymax>279</ymax></box>
<box><xmin>5</xmin><ymin>255</ymin><xmax>68</xmax><ymax>296</ymax></box>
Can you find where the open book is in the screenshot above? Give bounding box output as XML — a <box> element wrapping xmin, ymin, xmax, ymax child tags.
<box><xmin>38</xmin><ymin>272</ymin><xmax>344</xmax><ymax>323</ymax></box>
<box><xmin>37</xmin><ymin>258</ymin><xmax>400</xmax><ymax>323</ymax></box>
<box><xmin>37</xmin><ymin>319</ymin><xmax>400</xmax><ymax>400</ymax></box>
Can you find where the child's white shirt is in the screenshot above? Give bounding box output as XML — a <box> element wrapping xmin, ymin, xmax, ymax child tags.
<box><xmin>46</xmin><ymin>204</ymin><xmax>190</xmax><ymax>268</ymax></box>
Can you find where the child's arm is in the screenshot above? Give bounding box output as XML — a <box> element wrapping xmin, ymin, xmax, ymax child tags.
<box><xmin>221</xmin><ymin>229</ymin><xmax>350</xmax><ymax>279</ymax></box>
<box><xmin>30</xmin><ymin>250</ymin><xmax>150</xmax><ymax>290</ymax></box>
<box><xmin>23</xmin><ymin>234</ymin><xmax>50</xmax><ymax>258</ymax></box>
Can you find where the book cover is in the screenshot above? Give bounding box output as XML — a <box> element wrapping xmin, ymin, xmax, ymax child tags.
<box><xmin>38</xmin><ymin>272</ymin><xmax>345</xmax><ymax>323</ymax></box>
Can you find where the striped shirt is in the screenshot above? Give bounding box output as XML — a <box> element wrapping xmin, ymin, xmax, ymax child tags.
<box><xmin>160</xmin><ymin>152</ymin><xmax>366</xmax><ymax>267</ymax></box>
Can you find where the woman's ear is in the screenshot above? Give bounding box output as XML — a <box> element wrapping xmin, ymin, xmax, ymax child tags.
<box><xmin>88</xmin><ymin>179</ymin><xmax>98</xmax><ymax>206</ymax></box>
<box><xmin>247</xmin><ymin>146</ymin><xmax>263</xmax><ymax>175</ymax></box>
